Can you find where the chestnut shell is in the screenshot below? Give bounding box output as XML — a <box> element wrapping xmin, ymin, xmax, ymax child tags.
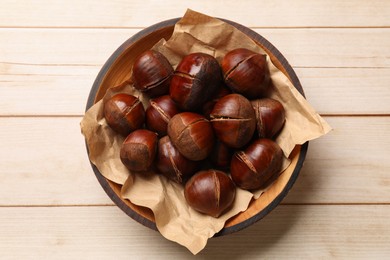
<box><xmin>167</xmin><ymin>112</ymin><xmax>214</xmax><ymax>161</ymax></box>
<box><xmin>156</xmin><ymin>136</ymin><xmax>198</xmax><ymax>184</ymax></box>
<box><xmin>251</xmin><ymin>98</ymin><xmax>286</xmax><ymax>139</ymax></box>
<box><xmin>184</xmin><ymin>170</ymin><xmax>236</xmax><ymax>218</ymax></box>
<box><xmin>103</xmin><ymin>93</ymin><xmax>145</xmax><ymax>136</ymax></box>
<box><xmin>145</xmin><ymin>95</ymin><xmax>180</xmax><ymax>136</ymax></box>
<box><xmin>210</xmin><ymin>93</ymin><xmax>256</xmax><ymax>148</ymax></box>
<box><xmin>120</xmin><ymin>129</ymin><xmax>158</xmax><ymax>172</ymax></box>
<box><xmin>230</xmin><ymin>138</ymin><xmax>283</xmax><ymax>190</ymax></box>
<box><xmin>132</xmin><ymin>50</ymin><xmax>173</xmax><ymax>97</ymax></box>
<box><xmin>170</xmin><ymin>53</ymin><xmax>222</xmax><ymax>111</ymax></box>
<box><xmin>221</xmin><ymin>48</ymin><xmax>270</xmax><ymax>99</ymax></box>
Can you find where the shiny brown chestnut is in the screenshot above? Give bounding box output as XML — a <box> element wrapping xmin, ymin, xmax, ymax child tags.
<box><xmin>251</xmin><ymin>98</ymin><xmax>286</xmax><ymax>138</ymax></box>
<box><xmin>104</xmin><ymin>93</ymin><xmax>145</xmax><ymax>136</ymax></box>
<box><xmin>145</xmin><ymin>95</ymin><xmax>180</xmax><ymax>136</ymax></box>
<box><xmin>167</xmin><ymin>112</ymin><xmax>214</xmax><ymax>161</ymax></box>
<box><xmin>230</xmin><ymin>138</ymin><xmax>283</xmax><ymax>190</ymax></box>
<box><xmin>156</xmin><ymin>136</ymin><xmax>198</xmax><ymax>184</ymax></box>
<box><xmin>221</xmin><ymin>48</ymin><xmax>270</xmax><ymax>99</ymax></box>
<box><xmin>184</xmin><ymin>170</ymin><xmax>236</xmax><ymax>218</ymax></box>
<box><xmin>210</xmin><ymin>94</ymin><xmax>256</xmax><ymax>148</ymax></box>
<box><xmin>132</xmin><ymin>50</ymin><xmax>173</xmax><ymax>97</ymax></box>
<box><xmin>120</xmin><ymin>129</ymin><xmax>158</xmax><ymax>172</ymax></box>
<box><xmin>202</xmin><ymin>84</ymin><xmax>232</xmax><ymax>119</ymax></box>
<box><xmin>170</xmin><ymin>53</ymin><xmax>222</xmax><ymax>111</ymax></box>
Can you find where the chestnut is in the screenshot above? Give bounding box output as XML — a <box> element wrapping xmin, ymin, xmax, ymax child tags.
<box><xmin>120</xmin><ymin>129</ymin><xmax>158</xmax><ymax>172</ymax></box>
<box><xmin>221</xmin><ymin>48</ymin><xmax>270</xmax><ymax>99</ymax></box>
<box><xmin>104</xmin><ymin>93</ymin><xmax>145</xmax><ymax>136</ymax></box>
<box><xmin>156</xmin><ymin>136</ymin><xmax>198</xmax><ymax>184</ymax></box>
<box><xmin>251</xmin><ymin>98</ymin><xmax>286</xmax><ymax>138</ymax></box>
<box><xmin>202</xmin><ymin>84</ymin><xmax>232</xmax><ymax>119</ymax></box>
<box><xmin>209</xmin><ymin>140</ymin><xmax>233</xmax><ymax>169</ymax></box>
<box><xmin>170</xmin><ymin>53</ymin><xmax>222</xmax><ymax>111</ymax></box>
<box><xmin>184</xmin><ymin>170</ymin><xmax>236</xmax><ymax>218</ymax></box>
<box><xmin>230</xmin><ymin>138</ymin><xmax>283</xmax><ymax>190</ymax></box>
<box><xmin>132</xmin><ymin>50</ymin><xmax>173</xmax><ymax>97</ymax></box>
<box><xmin>145</xmin><ymin>95</ymin><xmax>180</xmax><ymax>136</ymax></box>
<box><xmin>210</xmin><ymin>94</ymin><xmax>256</xmax><ymax>148</ymax></box>
<box><xmin>167</xmin><ymin>112</ymin><xmax>214</xmax><ymax>161</ymax></box>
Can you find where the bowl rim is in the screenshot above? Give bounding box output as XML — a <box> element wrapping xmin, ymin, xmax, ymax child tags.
<box><xmin>85</xmin><ymin>17</ymin><xmax>309</xmax><ymax>236</ymax></box>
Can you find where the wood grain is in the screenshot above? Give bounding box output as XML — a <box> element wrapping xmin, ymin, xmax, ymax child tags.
<box><xmin>0</xmin><ymin>205</ymin><xmax>388</xmax><ymax>258</ymax></box>
<box><xmin>0</xmin><ymin>0</ymin><xmax>389</xmax><ymax>28</ymax></box>
<box><xmin>1</xmin><ymin>28</ymin><xmax>389</xmax><ymax>68</ymax></box>
<box><xmin>2</xmin><ymin>67</ymin><xmax>389</xmax><ymax>116</ymax></box>
<box><xmin>0</xmin><ymin>116</ymin><xmax>388</xmax><ymax>206</ymax></box>
<box><xmin>1</xmin><ymin>0</ymin><xmax>389</xmax><ymax>257</ymax></box>
<box><xmin>1</xmin><ymin>29</ymin><xmax>390</xmax><ymax>116</ymax></box>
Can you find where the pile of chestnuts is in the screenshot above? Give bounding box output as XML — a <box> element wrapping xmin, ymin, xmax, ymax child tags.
<box><xmin>103</xmin><ymin>48</ymin><xmax>286</xmax><ymax>218</ymax></box>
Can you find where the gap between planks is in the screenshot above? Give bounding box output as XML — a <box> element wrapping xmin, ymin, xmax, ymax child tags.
<box><xmin>1</xmin><ymin>26</ymin><xmax>390</xmax><ymax>29</ymax></box>
<box><xmin>1</xmin><ymin>203</ymin><xmax>390</xmax><ymax>208</ymax></box>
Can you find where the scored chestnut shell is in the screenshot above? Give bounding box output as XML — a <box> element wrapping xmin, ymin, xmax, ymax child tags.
<box><xmin>156</xmin><ymin>136</ymin><xmax>198</xmax><ymax>184</ymax></box>
<box><xmin>132</xmin><ymin>50</ymin><xmax>173</xmax><ymax>97</ymax></box>
<box><xmin>230</xmin><ymin>138</ymin><xmax>283</xmax><ymax>190</ymax></box>
<box><xmin>208</xmin><ymin>140</ymin><xmax>233</xmax><ymax>169</ymax></box>
<box><xmin>120</xmin><ymin>129</ymin><xmax>158</xmax><ymax>172</ymax></box>
<box><xmin>202</xmin><ymin>84</ymin><xmax>232</xmax><ymax>119</ymax></box>
<box><xmin>104</xmin><ymin>93</ymin><xmax>145</xmax><ymax>136</ymax></box>
<box><xmin>170</xmin><ymin>53</ymin><xmax>222</xmax><ymax>111</ymax></box>
<box><xmin>145</xmin><ymin>95</ymin><xmax>180</xmax><ymax>136</ymax></box>
<box><xmin>221</xmin><ymin>48</ymin><xmax>270</xmax><ymax>99</ymax></box>
<box><xmin>251</xmin><ymin>98</ymin><xmax>286</xmax><ymax>138</ymax></box>
<box><xmin>210</xmin><ymin>93</ymin><xmax>256</xmax><ymax>148</ymax></box>
<box><xmin>184</xmin><ymin>170</ymin><xmax>236</xmax><ymax>218</ymax></box>
<box><xmin>167</xmin><ymin>112</ymin><xmax>214</xmax><ymax>161</ymax></box>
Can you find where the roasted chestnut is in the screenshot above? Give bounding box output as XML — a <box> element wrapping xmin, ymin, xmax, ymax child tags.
<box><xmin>104</xmin><ymin>93</ymin><xmax>145</xmax><ymax>136</ymax></box>
<box><xmin>202</xmin><ymin>84</ymin><xmax>232</xmax><ymax>119</ymax></box>
<box><xmin>184</xmin><ymin>170</ymin><xmax>236</xmax><ymax>218</ymax></box>
<box><xmin>221</xmin><ymin>48</ymin><xmax>270</xmax><ymax>99</ymax></box>
<box><xmin>210</xmin><ymin>94</ymin><xmax>256</xmax><ymax>148</ymax></box>
<box><xmin>167</xmin><ymin>112</ymin><xmax>214</xmax><ymax>161</ymax></box>
<box><xmin>251</xmin><ymin>98</ymin><xmax>286</xmax><ymax>138</ymax></box>
<box><xmin>120</xmin><ymin>129</ymin><xmax>158</xmax><ymax>172</ymax></box>
<box><xmin>230</xmin><ymin>138</ymin><xmax>283</xmax><ymax>190</ymax></box>
<box><xmin>208</xmin><ymin>140</ymin><xmax>233</xmax><ymax>169</ymax></box>
<box><xmin>170</xmin><ymin>53</ymin><xmax>222</xmax><ymax>111</ymax></box>
<box><xmin>156</xmin><ymin>136</ymin><xmax>198</xmax><ymax>184</ymax></box>
<box><xmin>132</xmin><ymin>50</ymin><xmax>173</xmax><ymax>97</ymax></box>
<box><xmin>145</xmin><ymin>95</ymin><xmax>180</xmax><ymax>136</ymax></box>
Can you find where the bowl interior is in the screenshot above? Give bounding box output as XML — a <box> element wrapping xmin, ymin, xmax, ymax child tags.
<box><xmin>87</xmin><ymin>18</ymin><xmax>308</xmax><ymax>235</ymax></box>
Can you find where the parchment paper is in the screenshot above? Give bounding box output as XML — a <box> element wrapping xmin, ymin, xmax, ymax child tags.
<box><xmin>80</xmin><ymin>9</ymin><xmax>331</xmax><ymax>255</ymax></box>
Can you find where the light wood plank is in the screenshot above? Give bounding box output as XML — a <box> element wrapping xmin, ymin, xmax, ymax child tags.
<box><xmin>0</xmin><ymin>116</ymin><xmax>389</xmax><ymax>206</ymax></box>
<box><xmin>295</xmin><ymin>68</ymin><xmax>390</xmax><ymax>115</ymax></box>
<box><xmin>0</xmin><ymin>117</ymin><xmax>112</xmax><ymax>206</ymax></box>
<box><xmin>1</xmin><ymin>28</ymin><xmax>389</xmax><ymax>68</ymax></box>
<box><xmin>284</xmin><ymin>116</ymin><xmax>390</xmax><ymax>204</ymax></box>
<box><xmin>2</xmin><ymin>66</ymin><xmax>389</xmax><ymax>116</ymax></box>
<box><xmin>0</xmin><ymin>0</ymin><xmax>389</xmax><ymax>28</ymax></box>
<box><xmin>0</xmin><ymin>205</ymin><xmax>389</xmax><ymax>258</ymax></box>
<box><xmin>1</xmin><ymin>29</ymin><xmax>389</xmax><ymax>116</ymax></box>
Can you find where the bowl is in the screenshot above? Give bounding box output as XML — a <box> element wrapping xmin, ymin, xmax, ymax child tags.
<box><xmin>85</xmin><ymin>18</ymin><xmax>308</xmax><ymax>236</ymax></box>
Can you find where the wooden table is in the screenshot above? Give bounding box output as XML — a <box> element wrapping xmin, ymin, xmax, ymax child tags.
<box><xmin>1</xmin><ymin>1</ymin><xmax>389</xmax><ymax>258</ymax></box>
